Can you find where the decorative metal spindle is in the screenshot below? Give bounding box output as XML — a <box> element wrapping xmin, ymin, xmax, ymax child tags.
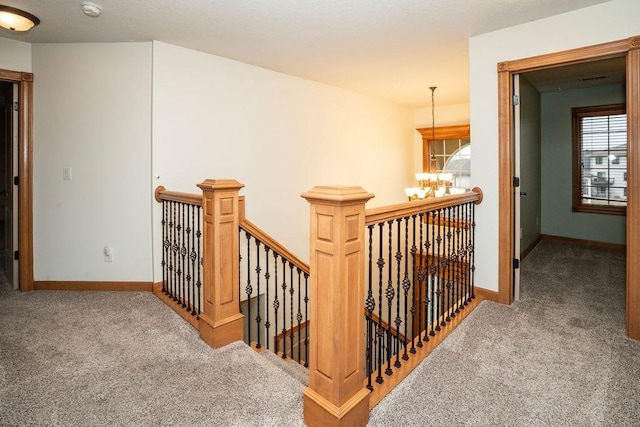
<box><xmin>439</xmin><ymin>208</ymin><xmax>447</xmax><ymax>327</ymax></box>
<box><xmin>195</xmin><ymin>207</ymin><xmax>202</xmax><ymax>318</ymax></box>
<box><xmin>471</xmin><ymin>202</ymin><xmax>476</xmax><ymax>299</ymax></box>
<box><xmin>385</xmin><ymin>220</ymin><xmax>394</xmax><ymax>376</ymax></box>
<box><xmin>167</xmin><ymin>201</ymin><xmax>174</xmax><ymax>298</ymax></box>
<box><xmin>409</xmin><ymin>214</ymin><xmax>417</xmax><ymax>354</ymax></box>
<box><xmin>188</xmin><ymin>205</ymin><xmax>196</xmax><ymax>314</ymax></box>
<box><xmin>304</xmin><ymin>272</ymin><xmax>309</xmax><ymax>368</ymax></box>
<box><xmin>463</xmin><ymin>202</ymin><xmax>470</xmax><ymax>305</ymax></box>
<box><xmin>422</xmin><ymin>211</ymin><xmax>430</xmax><ymax>342</ymax></box>
<box><xmin>264</xmin><ymin>247</ymin><xmax>271</xmax><ymax>350</ymax></box>
<box><xmin>238</xmin><ymin>230</ymin><xmax>243</xmax><ymax>315</ymax></box>
<box><xmin>273</xmin><ymin>253</ymin><xmax>280</xmax><ymax>353</ymax></box>
<box><xmin>175</xmin><ymin>202</ymin><xmax>183</xmax><ymax>303</ymax></box>
<box><xmin>289</xmin><ymin>263</ymin><xmax>295</xmax><ymax>360</ymax></box>
<box><xmin>161</xmin><ymin>201</ymin><xmax>167</xmax><ymax>293</ymax></box>
<box><xmin>376</xmin><ymin>222</ymin><xmax>384</xmax><ymax>385</ymax></box>
<box><xmin>245</xmin><ymin>232</ymin><xmax>253</xmax><ymax>345</ymax></box>
<box><xmin>394</xmin><ymin>218</ymin><xmax>402</xmax><ymax>369</ymax></box>
<box><xmin>455</xmin><ymin>203</ymin><xmax>462</xmax><ymax>313</ymax></box>
<box><xmin>185</xmin><ymin>204</ymin><xmax>192</xmax><ymax>312</ymax></box>
<box><xmin>281</xmin><ymin>257</ymin><xmax>288</xmax><ymax>359</ymax></box>
<box><xmin>401</xmin><ymin>217</ymin><xmax>410</xmax><ymax>362</ymax></box>
<box><xmin>427</xmin><ymin>210</ymin><xmax>435</xmax><ymax>337</ymax></box>
<box><xmin>445</xmin><ymin>207</ymin><xmax>453</xmax><ymax>321</ymax></box>
<box><xmin>172</xmin><ymin>201</ymin><xmax>178</xmax><ymax>301</ymax></box>
<box><xmin>255</xmin><ymin>240</ymin><xmax>262</xmax><ymax>349</ymax></box>
<box><xmin>296</xmin><ymin>268</ymin><xmax>302</xmax><ymax>364</ymax></box>
<box><xmin>416</xmin><ymin>213</ymin><xmax>424</xmax><ymax>348</ymax></box>
<box><xmin>434</xmin><ymin>210</ymin><xmax>443</xmax><ymax>331</ymax></box>
<box><xmin>366</xmin><ymin>225</ymin><xmax>375</xmax><ymax>390</ymax></box>
<box><xmin>180</xmin><ymin>203</ymin><xmax>187</xmax><ymax>308</ymax></box>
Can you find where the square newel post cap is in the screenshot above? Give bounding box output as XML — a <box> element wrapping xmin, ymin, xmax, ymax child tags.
<box><xmin>197</xmin><ymin>179</ymin><xmax>245</xmax><ymax>192</ymax></box>
<box><xmin>301</xmin><ymin>186</ymin><xmax>375</xmax><ymax>205</ymax></box>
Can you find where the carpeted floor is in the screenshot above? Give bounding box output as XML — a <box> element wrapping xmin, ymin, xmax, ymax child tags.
<box><xmin>1</xmin><ymin>240</ymin><xmax>639</xmax><ymax>426</ymax></box>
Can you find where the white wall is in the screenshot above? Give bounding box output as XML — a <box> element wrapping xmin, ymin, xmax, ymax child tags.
<box><xmin>0</xmin><ymin>37</ymin><xmax>31</xmax><ymax>72</ymax></box>
<box><xmin>152</xmin><ymin>41</ymin><xmax>414</xmax><ymax>279</ymax></box>
<box><xmin>32</xmin><ymin>43</ymin><xmax>153</xmax><ymax>281</ymax></box>
<box><xmin>469</xmin><ymin>0</ymin><xmax>640</xmax><ymax>291</ymax></box>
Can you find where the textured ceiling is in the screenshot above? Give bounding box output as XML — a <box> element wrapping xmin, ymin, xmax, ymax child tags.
<box><xmin>0</xmin><ymin>0</ymin><xmax>612</xmax><ymax>107</ymax></box>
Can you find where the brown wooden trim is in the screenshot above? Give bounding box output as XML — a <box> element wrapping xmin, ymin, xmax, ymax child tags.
<box><xmin>520</xmin><ymin>235</ymin><xmax>542</xmax><ymax>260</ymax></box>
<box><xmin>497</xmin><ymin>67</ymin><xmax>514</xmax><ymax>305</ymax></box>
<box><xmin>365</xmin><ymin>308</ymin><xmax>409</xmax><ymax>344</ymax></box>
<box><xmin>474</xmin><ymin>286</ymin><xmax>500</xmax><ymax>303</ymax></box>
<box><xmin>627</xmin><ymin>45</ymin><xmax>640</xmax><ymax>340</ymax></box>
<box><xmin>154</xmin><ymin>185</ymin><xmax>202</xmax><ymax>206</ymax></box>
<box><xmin>540</xmin><ymin>234</ymin><xmax>626</xmax><ymax>251</ymax></box>
<box><xmin>152</xmin><ymin>281</ymin><xmax>199</xmax><ymax>329</ymax></box>
<box><xmin>498</xmin><ymin>36</ymin><xmax>640</xmax><ymax>336</ymax></box>
<box><xmin>34</xmin><ymin>281</ymin><xmax>153</xmax><ymax>291</ymax></box>
<box><xmin>275</xmin><ymin>320</ymin><xmax>310</xmax><ymax>353</ymax></box>
<box><xmin>368</xmin><ymin>296</ymin><xmax>482</xmax><ymax>409</ymax></box>
<box><xmin>365</xmin><ymin>187</ymin><xmax>483</xmax><ymax>226</ymax></box>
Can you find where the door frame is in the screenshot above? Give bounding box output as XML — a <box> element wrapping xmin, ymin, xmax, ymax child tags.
<box><xmin>0</xmin><ymin>69</ymin><xmax>34</xmax><ymax>292</ymax></box>
<box><xmin>497</xmin><ymin>36</ymin><xmax>640</xmax><ymax>339</ymax></box>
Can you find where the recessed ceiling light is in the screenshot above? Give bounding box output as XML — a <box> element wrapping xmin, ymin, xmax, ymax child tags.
<box><xmin>0</xmin><ymin>5</ymin><xmax>40</xmax><ymax>32</ymax></box>
<box><xmin>81</xmin><ymin>2</ymin><xmax>102</xmax><ymax>18</ymax></box>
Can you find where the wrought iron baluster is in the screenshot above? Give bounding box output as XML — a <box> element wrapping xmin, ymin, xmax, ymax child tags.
<box><xmin>296</xmin><ymin>268</ymin><xmax>302</xmax><ymax>364</ymax></box>
<box><xmin>289</xmin><ymin>263</ymin><xmax>295</xmax><ymax>360</ymax></box>
<box><xmin>273</xmin><ymin>253</ymin><xmax>280</xmax><ymax>353</ymax></box>
<box><xmin>394</xmin><ymin>218</ymin><xmax>403</xmax><ymax>368</ymax></box>
<box><xmin>195</xmin><ymin>207</ymin><xmax>202</xmax><ymax>318</ymax></box>
<box><xmin>416</xmin><ymin>213</ymin><xmax>424</xmax><ymax>348</ymax></box>
<box><xmin>455</xmin><ymin>203</ymin><xmax>462</xmax><ymax>313</ymax></box>
<box><xmin>189</xmin><ymin>205</ymin><xmax>197</xmax><ymax>315</ymax></box>
<box><xmin>185</xmin><ymin>204</ymin><xmax>192</xmax><ymax>313</ymax></box>
<box><xmin>303</xmin><ymin>272</ymin><xmax>309</xmax><ymax>368</ymax></box>
<box><xmin>434</xmin><ymin>209</ymin><xmax>443</xmax><ymax>331</ymax></box>
<box><xmin>255</xmin><ymin>239</ymin><xmax>262</xmax><ymax>349</ymax></box>
<box><xmin>180</xmin><ymin>203</ymin><xmax>186</xmax><ymax>308</ymax></box>
<box><xmin>245</xmin><ymin>232</ymin><xmax>253</xmax><ymax>345</ymax></box>
<box><xmin>161</xmin><ymin>201</ymin><xmax>167</xmax><ymax>294</ymax></box>
<box><xmin>385</xmin><ymin>220</ymin><xmax>394</xmax><ymax>377</ymax></box>
<box><xmin>402</xmin><ymin>217</ymin><xmax>410</xmax><ymax>362</ymax></box>
<box><xmin>423</xmin><ymin>211</ymin><xmax>431</xmax><ymax>343</ymax></box>
<box><xmin>409</xmin><ymin>214</ymin><xmax>417</xmax><ymax>354</ymax></box>
<box><xmin>172</xmin><ymin>201</ymin><xmax>179</xmax><ymax>301</ymax></box>
<box><xmin>428</xmin><ymin>210</ymin><xmax>436</xmax><ymax>337</ymax></box>
<box><xmin>445</xmin><ymin>206</ymin><xmax>453</xmax><ymax>321</ymax></box>
<box><xmin>376</xmin><ymin>222</ymin><xmax>384</xmax><ymax>385</ymax></box>
<box><xmin>463</xmin><ymin>202</ymin><xmax>471</xmax><ymax>305</ymax></box>
<box><xmin>264</xmin><ymin>247</ymin><xmax>271</xmax><ymax>350</ymax></box>
<box><xmin>281</xmin><ymin>256</ymin><xmax>287</xmax><ymax>359</ymax></box>
<box><xmin>366</xmin><ymin>225</ymin><xmax>375</xmax><ymax>390</ymax></box>
<box><xmin>167</xmin><ymin>201</ymin><xmax>174</xmax><ymax>299</ymax></box>
<box><xmin>471</xmin><ymin>202</ymin><xmax>476</xmax><ymax>299</ymax></box>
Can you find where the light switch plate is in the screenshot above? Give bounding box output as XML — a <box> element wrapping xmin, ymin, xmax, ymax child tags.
<box><xmin>63</xmin><ymin>167</ymin><xmax>72</xmax><ymax>180</ymax></box>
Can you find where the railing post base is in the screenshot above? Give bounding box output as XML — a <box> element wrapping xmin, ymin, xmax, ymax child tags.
<box><xmin>301</xmin><ymin>186</ymin><xmax>375</xmax><ymax>427</ymax></box>
<box><xmin>198</xmin><ymin>313</ymin><xmax>244</xmax><ymax>349</ymax></box>
<box><xmin>197</xmin><ymin>179</ymin><xmax>245</xmax><ymax>349</ymax></box>
<box><xmin>303</xmin><ymin>388</ymin><xmax>370</xmax><ymax>427</ymax></box>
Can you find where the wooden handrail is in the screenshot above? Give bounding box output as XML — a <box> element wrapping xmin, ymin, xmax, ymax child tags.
<box><xmin>365</xmin><ymin>187</ymin><xmax>483</xmax><ymax>226</ymax></box>
<box><xmin>154</xmin><ymin>186</ymin><xmax>202</xmax><ymax>206</ymax></box>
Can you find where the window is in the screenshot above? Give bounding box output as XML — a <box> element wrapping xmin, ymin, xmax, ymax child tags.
<box><xmin>417</xmin><ymin>124</ymin><xmax>471</xmax><ymax>189</ymax></box>
<box><xmin>572</xmin><ymin>104</ymin><xmax>626</xmax><ymax>215</ymax></box>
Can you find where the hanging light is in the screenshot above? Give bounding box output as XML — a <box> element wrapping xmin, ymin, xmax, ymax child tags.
<box><xmin>429</xmin><ymin>86</ymin><xmax>438</xmax><ymax>173</ymax></box>
<box><xmin>0</xmin><ymin>5</ymin><xmax>40</xmax><ymax>32</ymax></box>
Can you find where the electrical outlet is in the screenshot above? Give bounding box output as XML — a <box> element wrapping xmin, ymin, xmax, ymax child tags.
<box><xmin>104</xmin><ymin>245</ymin><xmax>113</xmax><ymax>262</ymax></box>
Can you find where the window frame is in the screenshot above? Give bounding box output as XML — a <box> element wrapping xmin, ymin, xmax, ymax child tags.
<box><xmin>572</xmin><ymin>103</ymin><xmax>627</xmax><ymax>216</ymax></box>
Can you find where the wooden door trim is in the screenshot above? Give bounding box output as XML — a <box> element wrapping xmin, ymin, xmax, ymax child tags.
<box><xmin>497</xmin><ymin>36</ymin><xmax>640</xmax><ymax>339</ymax></box>
<box><xmin>0</xmin><ymin>69</ymin><xmax>33</xmax><ymax>292</ymax></box>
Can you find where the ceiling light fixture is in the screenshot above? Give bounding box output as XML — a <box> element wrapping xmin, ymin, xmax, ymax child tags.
<box><xmin>0</xmin><ymin>5</ymin><xmax>40</xmax><ymax>32</ymax></box>
<box><xmin>81</xmin><ymin>2</ymin><xmax>102</xmax><ymax>17</ymax></box>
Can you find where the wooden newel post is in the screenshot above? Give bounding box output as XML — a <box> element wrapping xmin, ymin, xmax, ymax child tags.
<box><xmin>197</xmin><ymin>179</ymin><xmax>245</xmax><ymax>349</ymax></box>
<box><xmin>301</xmin><ymin>186</ymin><xmax>375</xmax><ymax>427</ymax></box>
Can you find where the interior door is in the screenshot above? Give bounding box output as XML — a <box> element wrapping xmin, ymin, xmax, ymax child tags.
<box><xmin>513</xmin><ymin>74</ymin><xmax>521</xmax><ymax>301</ymax></box>
<box><xmin>0</xmin><ymin>81</ymin><xmax>18</xmax><ymax>289</ymax></box>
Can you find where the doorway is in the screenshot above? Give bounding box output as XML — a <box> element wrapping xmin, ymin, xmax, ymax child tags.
<box><xmin>497</xmin><ymin>36</ymin><xmax>640</xmax><ymax>340</ymax></box>
<box><xmin>0</xmin><ymin>80</ymin><xmax>18</xmax><ymax>289</ymax></box>
<box><xmin>0</xmin><ymin>68</ymin><xmax>34</xmax><ymax>292</ymax></box>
